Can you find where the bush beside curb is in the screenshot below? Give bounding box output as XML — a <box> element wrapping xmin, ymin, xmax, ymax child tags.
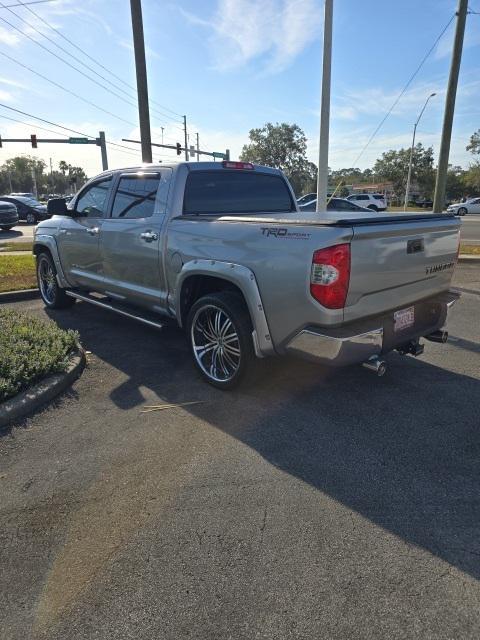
<box><xmin>0</xmin><ymin>348</ymin><xmax>86</xmax><ymax>429</ymax></box>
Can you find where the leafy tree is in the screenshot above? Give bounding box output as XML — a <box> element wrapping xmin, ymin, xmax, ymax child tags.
<box><xmin>58</xmin><ymin>160</ymin><xmax>70</xmax><ymax>176</ymax></box>
<box><xmin>445</xmin><ymin>165</ymin><xmax>466</xmax><ymax>201</ymax></box>
<box><xmin>240</xmin><ymin>122</ymin><xmax>316</xmax><ymax>195</ymax></box>
<box><xmin>1</xmin><ymin>156</ymin><xmax>46</xmax><ymax>193</ymax></box>
<box><xmin>466</xmin><ymin>130</ymin><xmax>480</xmax><ymax>155</ymax></box>
<box><xmin>373</xmin><ymin>144</ymin><xmax>435</xmax><ymax>197</ymax></box>
<box><xmin>463</xmin><ymin>162</ymin><xmax>480</xmax><ymax>196</ymax></box>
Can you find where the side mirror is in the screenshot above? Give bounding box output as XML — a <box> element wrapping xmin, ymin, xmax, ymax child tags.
<box><xmin>47</xmin><ymin>197</ymin><xmax>69</xmax><ymax>216</ymax></box>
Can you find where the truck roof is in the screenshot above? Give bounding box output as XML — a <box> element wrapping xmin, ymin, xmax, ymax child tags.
<box><xmin>94</xmin><ymin>161</ymin><xmax>282</xmax><ymax>179</ymax></box>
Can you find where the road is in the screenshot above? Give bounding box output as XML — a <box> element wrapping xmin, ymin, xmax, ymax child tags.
<box><xmin>1</xmin><ymin>215</ymin><xmax>480</xmax><ymax>246</ymax></box>
<box><xmin>0</xmin><ymin>264</ymin><xmax>479</xmax><ymax>639</ymax></box>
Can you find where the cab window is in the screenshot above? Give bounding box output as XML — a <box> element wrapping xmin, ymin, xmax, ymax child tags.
<box><xmin>75</xmin><ymin>177</ymin><xmax>112</xmax><ymax>218</ymax></box>
<box><xmin>111</xmin><ymin>174</ymin><xmax>160</xmax><ymax>219</ymax></box>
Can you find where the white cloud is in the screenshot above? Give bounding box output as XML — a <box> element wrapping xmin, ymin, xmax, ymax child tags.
<box><xmin>117</xmin><ymin>39</ymin><xmax>162</xmax><ymax>61</ymax></box>
<box><xmin>181</xmin><ymin>0</ymin><xmax>321</xmax><ymax>73</ymax></box>
<box><xmin>0</xmin><ymin>76</ymin><xmax>26</xmax><ymax>89</ymax></box>
<box><xmin>0</xmin><ymin>89</ymin><xmax>14</xmax><ymax>102</ymax></box>
<box><xmin>0</xmin><ymin>26</ymin><xmax>21</xmax><ymax>46</ymax></box>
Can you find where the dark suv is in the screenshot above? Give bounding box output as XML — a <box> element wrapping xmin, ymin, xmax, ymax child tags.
<box><xmin>0</xmin><ymin>200</ymin><xmax>19</xmax><ymax>231</ymax></box>
<box><xmin>0</xmin><ymin>195</ymin><xmax>49</xmax><ymax>224</ymax></box>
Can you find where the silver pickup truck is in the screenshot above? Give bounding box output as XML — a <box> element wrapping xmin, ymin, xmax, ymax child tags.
<box><xmin>35</xmin><ymin>161</ymin><xmax>460</xmax><ymax>389</ymax></box>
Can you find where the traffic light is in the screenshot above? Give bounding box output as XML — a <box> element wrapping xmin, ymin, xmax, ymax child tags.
<box><xmin>31</xmin><ymin>134</ymin><xmax>37</xmax><ymax>148</ymax></box>
<box><xmin>176</xmin><ymin>142</ymin><xmax>182</xmax><ymax>156</ymax></box>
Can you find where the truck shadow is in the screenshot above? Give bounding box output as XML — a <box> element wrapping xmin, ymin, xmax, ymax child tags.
<box><xmin>47</xmin><ymin>303</ymin><xmax>480</xmax><ymax>581</ymax></box>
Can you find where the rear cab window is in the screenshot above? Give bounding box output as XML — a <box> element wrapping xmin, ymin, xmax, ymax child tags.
<box><xmin>183</xmin><ymin>170</ymin><xmax>295</xmax><ymax>215</ymax></box>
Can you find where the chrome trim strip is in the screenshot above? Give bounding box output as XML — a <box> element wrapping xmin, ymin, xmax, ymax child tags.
<box><xmin>65</xmin><ymin>291</ymin><xmax>164</xmax><ymax>330</ymax></box>
<box><xmin>286</xmin><ymin>327</ymin><xmax>383</xmax><ymax>367</ymax></box>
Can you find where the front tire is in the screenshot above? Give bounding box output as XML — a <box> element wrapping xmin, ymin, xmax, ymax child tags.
<box><xmin>458</xmin><ymin>207</ymin><xmax>467</xmax><ymax>216</ymax></box>
<box><xmin>368</xmin><ymin>204</ymin><xmax>378</xmax><ymax>212</ymax></box>
<box><xmin>36</xmin><ymin>252</ymin><xmax>75</xmax><ymax>309</ymax></box>
<box><xmin>1</xmin><ymin>226</ymin><xmax>14</xmax><ymax>232</ymax></box>
<box><xmin>26</xmin><ymin>212</ymin><xmax>37</xmax><ymax>224</ymax></box>
<box><xmin>187</xmin><ymin>292</ymin><xmax>255</xmax><ymax>389</ymax></box>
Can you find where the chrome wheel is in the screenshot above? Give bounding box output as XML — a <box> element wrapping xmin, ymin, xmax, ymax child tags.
<box><xmin>38</xmin><ymin>255</ymin><xmax>57</xmax><ymax>304</ymax></box>
<box><xmin>191</xmin><ymin>304</ymin><xmax>241</xmax><ymax>383</ymax></box>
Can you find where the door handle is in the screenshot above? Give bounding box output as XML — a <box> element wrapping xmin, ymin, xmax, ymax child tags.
<box><xmin>140</xmin><ymin>231</ymin><xmax>158</xmax><ymax>242</ymax></box>
<box><xmin>85</xmin><ymin>227</ymin><xmax>100</xmax><ymax>236</ymax></box>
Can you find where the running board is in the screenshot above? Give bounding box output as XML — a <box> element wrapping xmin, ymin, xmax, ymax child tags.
<box><xmin>65</xmin><ymin>290</ymin><xmax>164</xmax><ymax>330</ymax></box>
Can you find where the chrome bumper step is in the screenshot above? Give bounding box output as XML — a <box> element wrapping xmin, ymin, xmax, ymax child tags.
<box><xmin>65</xmin><ymin>290</ymin><xmax>164</xmax><ymax>330</ymax></box>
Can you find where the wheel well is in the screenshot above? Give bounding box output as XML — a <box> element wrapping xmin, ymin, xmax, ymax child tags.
<box><xmin>33</xmin><ymin>244</ymin><xmax>51</xmax><ymax>257</ymax></box>
<box><xmin>180</xmin><ymin>275</ymin><xmax>248</xmax><ymax>326</ymax></box>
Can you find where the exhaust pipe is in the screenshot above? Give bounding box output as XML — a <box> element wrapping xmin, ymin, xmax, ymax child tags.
<box><xmin>425</xmin><ymin>330</ymin><xmax>448</xmax><ymax>344</ymax></box>
<box><xmin>363</xmin><ymin>357</ymin><xmax>387</xmax><ymax>377</ymax></box>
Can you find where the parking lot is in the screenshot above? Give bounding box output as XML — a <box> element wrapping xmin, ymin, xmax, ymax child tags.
<box><xmin>0</xmin><ymin>263</ymin><xmax>479</xmax><ymax>639</ymax></box>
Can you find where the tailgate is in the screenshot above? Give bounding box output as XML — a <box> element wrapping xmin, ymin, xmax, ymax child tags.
<box><xmin>344</xmin><ymin>214</ymin><xmax>460</xmax><ymax>323</ymax></box>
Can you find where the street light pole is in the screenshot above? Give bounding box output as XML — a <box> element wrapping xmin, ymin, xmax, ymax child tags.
<box><xmin>404</xmin><ymin>92</ymin><xmax>436</xmax><ymax>210</ymax></box>
<box><xmin>316</xmin><ymin>0</ymin><xmax>333</xmax><ymax>212</ymax></box>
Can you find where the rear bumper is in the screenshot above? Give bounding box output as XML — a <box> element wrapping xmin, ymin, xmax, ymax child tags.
<box><xmin>285</xmin><ymin>290</ymin><xmax>459</xmax><ymax>367</ymax></box>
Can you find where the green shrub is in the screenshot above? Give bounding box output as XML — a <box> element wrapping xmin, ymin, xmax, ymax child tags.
<box><xmin>0</xmin><ymin>309</ymin><xmax>79</xmax><ymax>403</ymax></box>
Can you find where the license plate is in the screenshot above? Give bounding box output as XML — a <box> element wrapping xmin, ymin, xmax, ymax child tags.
<box><xmin>394</xmin><ymin>306</ymin><xmax>415</xmax><ymax>332</ymax></box>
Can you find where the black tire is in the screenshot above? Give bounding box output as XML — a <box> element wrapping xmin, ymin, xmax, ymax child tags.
<box><xmin>186</xmin><ymin>291</ymin><xmax>255</xmax><ymax>390</ymax></box>
<box><xmin>26</xmin><ymin>211</ymin><xmax>37</xmax><ymax>224</ymax></box>
<box><xmin>36</xmin><ymin>251</ymin><xmax>75</xmax><ymax>309</ymax></box>
<box><xmin>367</xmin><ymin>204</ymin><xmax>378</xmax><ymax>212</ymax></box>
<box><xmin>458</xmin><ymin>207</ymin><xmax>467</xmax><ymax>216</ymax></box>
<box><xmin>1</xmin><ymin>226</ymin><xmax>14</xmax><ymax>232</ymax></box>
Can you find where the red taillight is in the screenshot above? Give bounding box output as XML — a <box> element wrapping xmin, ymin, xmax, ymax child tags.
<box><xmin>222</xmin><ymin>161</ymin><xmax>254</xmax><ymax>170</ymax></box>
<box><xmin>310</xmin><ymin>243</ymin><xmax>351</xmax><ymax>309</ymax></box>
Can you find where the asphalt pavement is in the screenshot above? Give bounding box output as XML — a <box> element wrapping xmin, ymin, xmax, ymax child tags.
<box><xmin>0</xmin><ymin>264</ymin><xmax>479</xmax><ymax>640</ymax></box>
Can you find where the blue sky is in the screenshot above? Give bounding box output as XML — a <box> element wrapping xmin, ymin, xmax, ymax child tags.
<box><xmin>0</xmin><ymin>0</ymin><xmax>478</xmax><ymax>177</ymax></box>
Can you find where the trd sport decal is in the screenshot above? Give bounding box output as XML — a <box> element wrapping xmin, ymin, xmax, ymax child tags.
<box><xmin>260</xmin><ymin>227</ymin><xmax>311</xmax><ymax>240</ymax></box>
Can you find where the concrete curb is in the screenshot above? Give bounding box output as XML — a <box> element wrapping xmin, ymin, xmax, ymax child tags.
<box><xmin>0</xmin><ymin>288</ymin><xmax>39</xmax><ymax>303</ymax></box>
<box><xmin>458</xmin><ymin>255</ymin><xmax>480</xmax><ymax>262</ymax></box>
<box><xmin>0</xmin><ymin>348</ymin><xmax>86</xmax><ymax>429</ymax></box>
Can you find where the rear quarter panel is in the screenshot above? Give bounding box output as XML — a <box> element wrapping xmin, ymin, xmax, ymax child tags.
<box><xmin>166</xmin><ymin>217</ymin><xmax>352</xmax><ymax>350</ymax></box>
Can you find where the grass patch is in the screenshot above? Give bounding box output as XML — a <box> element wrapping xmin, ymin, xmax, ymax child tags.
<box><xmin>0</xmin><ymin>308</ymin><xmax>79</xmax><ymax>403</ymax></box>
<box><xmin>388</xmin><ymin>205</ymin><xmax>431</xmax><ymax>213</ymax></box>
<box><xmin>0</xmin><ymin>241</ymin><xmax>34</xmax><ymax>252</ymax></box>
<box><xmin>460</xmin><ymin>245</ymin><xmax>480</xmax><ymax>255</ymax></box>
<box><xmin>0</xmin><ymin>254</ymin><xmax>36</xmax><ymax>292</ymax></box>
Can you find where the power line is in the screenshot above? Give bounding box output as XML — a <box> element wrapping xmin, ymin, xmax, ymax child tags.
<box><xmin>349</xmin><ymin>13</ymin><xmax>456</xmax><ymax>166</ymax></box>
<box><xmin>0</xmin><ymin>1</ymin><xmax>181</xmax><ymax>129</ymax></box>
<box><xmin>16</xmin><ymin>0</ymin><xmax>184</xmax><ymax>121</ymax></box>
<box><xmin>0</xmin><ymin>48</ymin><xmax>137</xmax><ymax>127</ymax></box>
<box><xmin>0</xmin><ymin>0</ymin><xmax>56</xmax><ymax>7</ymax></box>
<box><xmin>0</xmin><ymin>112</ymin><xmax>70</xmax><ymax>137</ymax></box>
<box><xmin>0</xmin><ymin>101</ymin><xmax>144</xmax><ymax>157</ymax></box>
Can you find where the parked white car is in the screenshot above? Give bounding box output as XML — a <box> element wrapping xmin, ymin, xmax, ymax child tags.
<box><xmin>347</xmin><ymin>193</ymin><xmax>387</xmax><ymax>211</ymax></box>
<box><xmin>447</xmin><ymin>198</ymin><xmax>480</xmax><ymax>216</ymax></box>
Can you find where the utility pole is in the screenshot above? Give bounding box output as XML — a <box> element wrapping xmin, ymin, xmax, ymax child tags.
<box><xmin>98</xmin><ymin>131</ymin><xmax>108</xmax><ymax>170</ymax></box>
<box><xmin>183</xmin><ymin>115</ymin><xmax>189</xmax><ymax>160</ymax></box>
<box><xmin>49</xmin><ymin>157</ymin><xmax>54</xmax><ymax>193</ymax></box>
<box><xmin>196</xmin><ymin>132</ymin><xmax>200</xmax><ymax>161</ymax></box>
<box><xmin>130</xmin><ymin>0</ymin><xmax>152</xmax><ymax>163</ymax></box>
<box><xmin>404</xmin><ymin>93</ymin><xmax>436</xmax><ymax>210</ymax></box>
<box><xmin>31</xmin><ymin>166</ymin><xmax>37</xmax><ymax>198</ymax></box>
<box><xmin>433</xmin><ymin>0</ymin><xmax>468</xmax><ymax>212</ymax></box>
<box><xmin>316</xmin><ymin>0</ymin><xmax>333</xmax><ymax>212</ymax></box>
<box><xmin>161</xmin><ymin>126</ymin><xmax>164</xmax><ymax>145</ymax></box>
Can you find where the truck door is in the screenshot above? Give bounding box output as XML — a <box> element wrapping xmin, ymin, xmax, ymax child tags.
<box><xmin>100</xmin><ymin>170</ymin><xmax>171</xmax><ymax>310</ymax></box>
<box><xmin>57</xmin><ymin>175</ymin><xmax>113</xmax><ymax>289</ymax></box>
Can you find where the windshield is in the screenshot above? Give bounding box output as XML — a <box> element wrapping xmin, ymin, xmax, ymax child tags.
<box><xmin>14</xmin><ymin>196</ymin><xmax>42</xmax><ymax>207</ymax></box>
<box><xmin>183</xmin><ymin>170</ymin><xmax>295</xmax><ymax>215</ymax></box>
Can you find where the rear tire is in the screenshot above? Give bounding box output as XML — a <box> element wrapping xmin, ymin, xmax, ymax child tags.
<box><xmin>367</xmin><ymin>204</ymin><xmax>378</xmax><ymax>212</ymax></box>
<box><xmin>1</xmin><ymin>226</ymin><xmax>14</xmax><ymax>231</ymax></box>
<box><xmin>26</xmin><ymin>212</ymin><xmax>37</xmax><ymax>224</ymax></box>
<box><xmin>36</xmin><ymin>252</ymin><xmax>75</xmax><ymax>309</ymax></box>
<box><xmin>187</xmin><ymin>292</ymin><xmax>255</xmax><ymax>390</ymax></box>
<box><xmin>458</xmin><ymin>207</ymin><xmax>467</xmax><ymax>216</ymax></box>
